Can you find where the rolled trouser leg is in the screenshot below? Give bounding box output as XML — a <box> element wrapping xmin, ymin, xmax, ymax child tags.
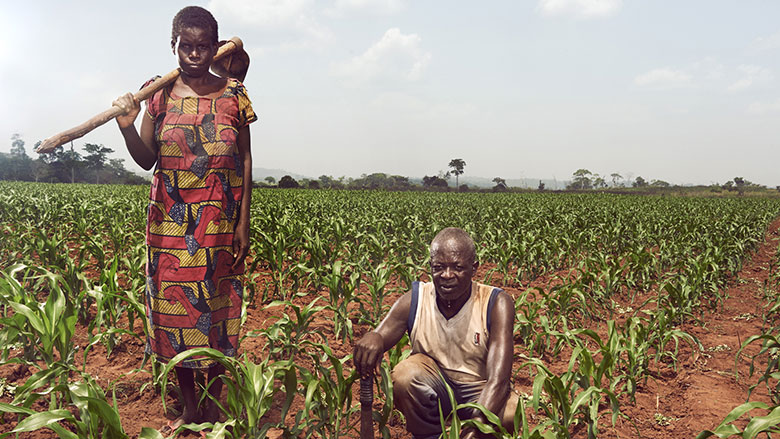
<box><xmin>392</xmin><ymin>354</ymin><xmax>450</xmax><ymax>438</ymax></box>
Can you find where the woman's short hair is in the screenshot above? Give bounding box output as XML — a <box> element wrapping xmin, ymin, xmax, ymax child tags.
<box><xmin>172</xmin><ymin>6</ymin><xmax>219</xmax><ymax>45</ymax></box>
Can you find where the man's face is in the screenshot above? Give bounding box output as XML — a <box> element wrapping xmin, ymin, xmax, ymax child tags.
<box><xmin>430</xmin><ymin>240</ymin><xmax>478</xmax><ymax>303</ymax></box>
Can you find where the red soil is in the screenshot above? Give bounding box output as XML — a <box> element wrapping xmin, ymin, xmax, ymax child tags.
<box><xmin>1</xmin><ymin>218</ymin><xmax>779</xmax><ymax>438</ymax></box>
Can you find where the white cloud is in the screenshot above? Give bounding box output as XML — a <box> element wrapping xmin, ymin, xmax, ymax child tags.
<box><xmin>537</xmin><ymin>0</ymin><xmax>622</xmax><ymax>19</ymax></box>
<box><xmin>207</xmin><ymin>0</ymin><xmax>332</xmax><ymax>51</ymax></box>
<box><xmin>326</xmin><ymin>0</ymin><xmax>406</xmax><ymax>17</ymax></box>
<box><xmin>330</xmin><ymin>28</ymin><xmax>431</xmax><ymax>84</ymax></box>
<box><xmin>749</xmin><ymin>32</ymin><xmax>780</xmax><ymax>53</ymax></box>
<box><xmin>634</xmin><ymin>68</ymin><xmax>692</xmax><ymax>88</ymax></box>
<box><xmin>369</xmin><ymin>92</ymin><xmax>477</xmax><ymax>121</ymax></box>
<box><xmin>747</xmin><ymin>99</ymin><xmax>780</xmax><ymax>114</ymax></box>
<box><xmin>692</xmin><ymin>57</ymin><xmax>725</xmax><ymax>81</ymax></box>
<box><xmin>727</xmin><ymin>65</ymin><xmax>773</xmax><ymax>92</ymax></box>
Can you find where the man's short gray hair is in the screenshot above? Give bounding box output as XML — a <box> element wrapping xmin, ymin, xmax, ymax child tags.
<box><xmin>430</xmin><ymin>227</ymin><xmax>476</xmax><ymax>263</ymax></box>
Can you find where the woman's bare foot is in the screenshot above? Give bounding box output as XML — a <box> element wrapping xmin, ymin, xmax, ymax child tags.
<box><xmin>160</xmin><ymin>407</ymin><xmax>198</xmax><ymax>436</ymax></box>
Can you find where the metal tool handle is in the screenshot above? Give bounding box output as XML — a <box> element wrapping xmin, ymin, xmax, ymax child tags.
<box><xmin>360</xmin><ymin>374</ymin><xmax>374</xmax><ymax>439</ymax></box>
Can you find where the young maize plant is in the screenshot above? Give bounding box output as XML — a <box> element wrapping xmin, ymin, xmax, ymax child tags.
<box><xmin>257</xmin><ymin>296</ymin><xmax>326</xmax><ymax>360</ymax></box>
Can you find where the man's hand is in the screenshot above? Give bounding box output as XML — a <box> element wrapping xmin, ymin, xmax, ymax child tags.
<box><xmin>353</xmin><ymin>331</ymin><xmax>384</xmax><ymax>378</ymax></box>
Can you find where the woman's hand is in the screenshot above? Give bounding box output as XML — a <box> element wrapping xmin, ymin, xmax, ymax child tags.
<box><xmin>231</xmin><ymin>220</ymin><xmax>250</xmax><ymax>272</ymax></box>
<box><xmin>113</xmin><ymin>92</ymin><xmax>141</xmax><ymax>129</ymax></box>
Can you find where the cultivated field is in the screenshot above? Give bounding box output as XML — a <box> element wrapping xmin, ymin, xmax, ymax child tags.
<box><xmin>1</xmin><ymin>181</ymin><xmax>780</xmax><ymax>438</ymax></box>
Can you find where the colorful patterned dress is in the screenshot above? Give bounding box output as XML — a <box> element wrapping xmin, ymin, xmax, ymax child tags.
<box><xmin>143</xmin><ymin>78</ymin><xmax>257</xmax><ymax>368</ymax></box>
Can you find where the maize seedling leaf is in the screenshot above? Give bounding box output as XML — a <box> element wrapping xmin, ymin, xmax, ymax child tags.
<box><xmin>0</xmin><ymin>402</ymin><xmax>34</xmax><ymax>415</ymax></box>
<box><xmin>457</xmin><ymin>402</ymin><xmax>507</xmax><ymax>435</ymax></box>
<box><xmin>569</xmin><ymin>386</ymin><xmax>602</xmax><ymax>417</ymax></box>
<box><xmin>138</xmin><ymin>427</ymin><xmax>165</xmax><ymax>439</ymax></box>
<box><xmin>79</xmin><ymin>395</ymin><xmax>127</xmax><ymax>438</ymax></box>
<box><xmin>203</xmin><ymin>419</ymin><xmax>236</xmax><ymax>438</ymax></box>
<box><xmin>7</xmin><ymin>302</ymin><xmax>45</xmax><ymax>336</ymax></box>
<box><xmin>695</xmin><ymin>402</ymin><xmax>768</xmax><ymax>439</ymax></box>
<box><xmin>11</xmin><ymin>409</ymin><xmax>72</xmax><ymax>433</ymax></box>
<box><xmin>742</xmin><ymin>405</ymin><xmax>780</xmax><ymax>439</ymax></box>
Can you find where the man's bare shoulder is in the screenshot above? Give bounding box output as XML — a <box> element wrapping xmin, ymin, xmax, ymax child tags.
<box><xmin>489</xmin><ymin>289</ymin><xmax>515</xmax><ymax>331</ymax></box>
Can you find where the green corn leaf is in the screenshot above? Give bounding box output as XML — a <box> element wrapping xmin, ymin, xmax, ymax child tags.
<box><xmin>11</xmin><ymin>409</ymin><xmax>73</xmax><ymax>433</ymax></box>
<box><xmin>138</xmin><ymin>427</ymin><xmax>165</xmax><ymax>439</ymax></box>
<box><xmin>743</xmin><ymin>406</ymin><xmax>780</xmax><ymax>439</ymax></box>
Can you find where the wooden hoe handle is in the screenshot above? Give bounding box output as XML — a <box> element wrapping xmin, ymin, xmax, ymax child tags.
<box><xmin>36</xmin><ymin>37</ymin><xmax>244</xmax><ymax>153</ymax></box>
<box><xmin>360</xmin><ymin>373</ymin><xmax>374</xmax><ymax>439</ymax></box>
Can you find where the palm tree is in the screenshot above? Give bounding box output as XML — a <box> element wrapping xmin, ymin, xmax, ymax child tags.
<box><xmin>448</xmin><ymin>158</ymin><xmax>466</xmax><ymax>189</ymax></box>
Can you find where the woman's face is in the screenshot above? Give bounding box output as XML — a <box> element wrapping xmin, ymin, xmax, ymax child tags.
<box><xmin>173</xmin><ymin>27</ymin><xmax>216</xmax><ymax>78</ymax></box>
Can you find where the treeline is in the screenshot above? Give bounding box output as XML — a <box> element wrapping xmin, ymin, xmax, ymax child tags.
<box><xmin>565</xmin><ymin>168</ymin><xmax>774</xmax><ymax>195</ymax></box>
<box><xmin>261</xmin><ymin>173</ymin><xmax>495</xmax><ymax>192</ymax></box>
<box><xmin>4</xmin><ymin>136</ymin><xmax>775</xmax><ymax>194</ymax></box>
<box><xmin>1</xmin><ymin>134</ymin><xmax>147</xmax><ymax>185</ymax></box>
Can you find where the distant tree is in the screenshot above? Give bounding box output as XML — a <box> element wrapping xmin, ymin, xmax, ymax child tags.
<box><xmin>308</xmin><ymin>180</ymin><xmax>320</xmax><ymax>189</ymax></box>
<box><xmin>264</xmin><ymin>176</ymin><xmax>276</xmax><ymax>185</ymax></box>
<box><xmin>610</xmin><ymin>172</ymin><xmax>623</xmax><ymax>187</ymax></box>
<box><xmin>10</xmin><ymin>134</ymin><xmax>26</xmax><ymax>156</ymax></box>
<box><xmin>592</xmin><ymin>174</ymin><xmax>607</xmax><ymax>189</ymax></box>
<box><xmin>60</xmin><ymin>144</ymin><xmax>83</xmax><ymax>183</ymax></box>
<box><xmin>567</xmin><ymin>169</ymin><xmax>593</xmax><ymax>190</ymax></box>
<box><xmin>316</xmin><ymin>175</ymin><xmax>333</xmax><ymax>188</ymax></box>
<box><xmin>1</xmin><ymin>134</ymin><xmax>33</xmax><ymax>181</ymax></box>
<box><xmin>278</xmin><ymin>175</ymin><xmax>299</xmax><ymax>188</ymax></box>
<box><xmin>733</xmin><ymin>177</ymin><xmax>746</xmax><ymax>196</ymax></box>
<box><xmin>331</xmin><ymin>176</ymin><xmax>346</xmax><ymax>190</ymax></box>
<box><xmin>725</xmin><ymin>177</ymin><xmax>764</xmax><ymax>195</ymax></box>
<box><xmin>391</xmin><ymin>175</ymin><xmax>411</xmax><ymax>189</ymax></box>
<box><xmin>459</xmin><ymin>184</ymin><xmax>469</xmax><ymax>192</ymax></box>
<box><xmin>448</xmin><ymin>159</ymin><xmax>466</xmax><ymax>190</ymax></box>
<box><xmin>632</xmin><ymin>176</ymin><xmax>648</xmax><ymax>188</ymax></box>
<box><xmin>492</xmin><ymin>177</ymin><xmax>508</xmax><ymax>192</ymax></box>
<box><xmin>422</xmin><ymin>175</ymin><xmax>449</xmax><ymax>190</ymax></box>
<box><xmin>2</xmin><ymin>136</ymin><xmax>144</xmax><ymax>184</ymax></box>
<box><xmin>83</xmin><ymin>143</ymin><xmax>114</xmax><ymax>183</ymax></box>
<box><xmin>347</xmin><ymin>173</ymin><xmax>400</xmax><ymax>190</ymax></box>
<box><xmin>650</xmin><ymin>179</ymin><xmax>670</xmax><ymax>188</ymax></box>
<box><xmin>538</xmin><ymin>180</ymin><xmax>545</xmax><ymax>191</ymax></box>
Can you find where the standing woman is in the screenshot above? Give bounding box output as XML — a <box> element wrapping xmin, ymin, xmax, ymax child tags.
<box><xmin>113</xmin><ymin>6</ymin><xmax>256</xmax><ymax>432</ymax></box>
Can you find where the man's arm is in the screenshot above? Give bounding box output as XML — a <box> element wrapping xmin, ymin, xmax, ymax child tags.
<box><xmin>465</xmin><ymin>291</ymin><xmax>514</xmax><ymax>437</ymax></box>
<box><xmin>353</xmin><ymin>291</ymin><xmax>412</xmax><ymax>377</ymax></box>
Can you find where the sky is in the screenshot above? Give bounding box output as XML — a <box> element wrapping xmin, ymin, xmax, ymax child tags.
<box><xmin>2</xmin><ymin>0</ymin><xmax>780</xmax><ymax>187</ymax></box>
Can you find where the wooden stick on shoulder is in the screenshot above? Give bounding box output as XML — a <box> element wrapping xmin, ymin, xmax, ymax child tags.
<box><xmin>36</xmin><ymin>37</ymin><xmax>244</xmax><ymax>153</ymax></box>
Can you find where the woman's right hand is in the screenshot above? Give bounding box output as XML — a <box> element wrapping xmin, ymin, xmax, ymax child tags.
<box><xmin>113</xmin><ymin>92</ymin><xmax>141</xmax><ymax>129</ymax></box>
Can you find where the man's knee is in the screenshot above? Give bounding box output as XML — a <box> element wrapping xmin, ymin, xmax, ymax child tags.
<box><xmin>391</xmin><ymin>355</ymin><xmax>424</xmax><ymax>395</ymax></box>
<box><xmin>391</xmin><ymin>354</ymin><xmax>443</xmax><ymax>406</ymax></box>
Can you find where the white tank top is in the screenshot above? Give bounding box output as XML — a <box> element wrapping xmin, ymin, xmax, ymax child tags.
<box><xmin>408</xmin><ymin>281</ymin><xmax>502</xmax><ymax>382</ymax></box>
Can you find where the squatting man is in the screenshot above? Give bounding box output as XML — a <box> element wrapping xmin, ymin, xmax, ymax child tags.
<box><xmin>353</xmin><ymin>227</ymin><xmax>518</xmax><ymax>439</ymax></box>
